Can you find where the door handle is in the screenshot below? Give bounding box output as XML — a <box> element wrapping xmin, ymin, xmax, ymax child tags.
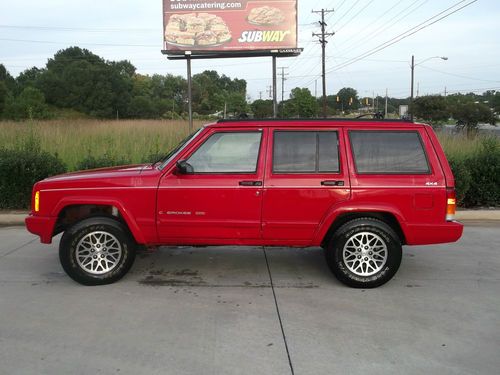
<box><xmin>321</xmin><ymin>180</ymin><xmax>344</xmax><ymax>187</ymax></box>
<box><xmin>239</xmin><ymin>181</ymin><xmax>263</xmax><ymax>187</ymax></box>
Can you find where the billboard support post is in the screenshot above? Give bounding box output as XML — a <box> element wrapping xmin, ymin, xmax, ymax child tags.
<box><xmin>186</xmin><ymin>53</ymin><xmax>193</xmax><ymax>133</ymax></box>
<box><xmin>272</xmin><ymin>55</ymin><xmax>277</xmax><ymax>118</ymax></box>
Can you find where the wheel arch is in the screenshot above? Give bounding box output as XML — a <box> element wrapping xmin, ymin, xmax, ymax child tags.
<box><xmin>52</xmin><ymin>199</ymin><xmax>146</xmax><ymax>244</ymax></box>
<box><xmin>317</xmin><ymin>209</ymin><xmax>407</xmax><ymax>248</ymax></box>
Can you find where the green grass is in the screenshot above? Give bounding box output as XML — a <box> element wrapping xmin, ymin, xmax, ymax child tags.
<box><xmin>0</xmin><ymin>119</ymin><xmax>205</xmax><ymax>170</ymax></box>
<box><xmin>436</xmin><ymin>132</ymin><xmax>486</xmax><ymax>159</ymax></box>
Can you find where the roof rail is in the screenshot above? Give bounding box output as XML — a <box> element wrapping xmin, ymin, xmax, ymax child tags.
<box><xmin>217</xmin><ymin>117</ymin><xmax>413</xmax><ymax>123</ymax></box>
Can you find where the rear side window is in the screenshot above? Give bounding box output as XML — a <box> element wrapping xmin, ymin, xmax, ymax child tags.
<box><xmin>273</xmin><ymin>131</ymin><xmax>339</xmax><ymax>173</ymax></box>
<box><xmin>349</xmin><ymin>131</ymin><xmax>430</xmax><ymax>174</ymax></box>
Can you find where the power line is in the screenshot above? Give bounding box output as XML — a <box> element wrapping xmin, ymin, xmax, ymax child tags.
<box><xmin>335</xmin><ymin>0</ymin><xmax>377</xmax><ymax>33</ymax></box>
<box><xmin>335</xmin><ymin>0</ymin><xmax>428</xmax><ymax>55</ymax></box>
<box><xmin>329</xmin><ymin>0</ymin><xmax>478</xmax><ymax>73</ymax></box>
<box><xmin>0</xmin><ymin>38</ymin><xmax>158</xmax><ymax>48</ymax></box>
<box><xmin>300</xmin><ymin>0</ymin><xmax>478</xmax><ymax>89</ymax></box>
<box><xmin>333</xmin><ymin>0</ymin><xmax>409</xmax><ymax>49</ymax></box>
<box><xmin>0</xmin><ymin>24</ymin><xmax>157</xmax><ymax>32</ymax></box>
<box><xmin>333</xmin><ymin>0</ymin><xmax>362</xmax><ymax>26</ymax></box>
<box><xmin>418</xmin><ymin>65</ymin><xmax>500</xmax><ymax>83</ymax></box>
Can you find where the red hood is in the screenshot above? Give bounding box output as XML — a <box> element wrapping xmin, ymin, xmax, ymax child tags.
<box><xmin>42</xmin><ymin>164</ymin><xmax>155</xmax><ymax>184</ymax></box>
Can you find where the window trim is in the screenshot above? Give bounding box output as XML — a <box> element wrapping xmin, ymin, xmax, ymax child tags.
<box><xmin>272</xmin><ymin>130</ymin><xmax>341</xmax><ymax>174</ymax></box>
<box><xmin>185</xmin><ymin>130</ymin><xmax>263</xmax><ymax>175</ymax></box>
<box><xmin>348</xmin><ymin>130</ymin><xmax>431</xmax><ymax>175</ymax></box>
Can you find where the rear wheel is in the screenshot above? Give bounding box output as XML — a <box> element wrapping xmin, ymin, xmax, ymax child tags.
<box><xmin>59</xmin><ymin>217</ymin><xmax>136</xmax><ymax>285</ymax></box>
<box><xmin>325</xmin><ymin>218</ymin><xmax>402</xmax><ymax>288</ymax></box>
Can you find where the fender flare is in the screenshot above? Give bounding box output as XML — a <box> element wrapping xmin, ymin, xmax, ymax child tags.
<box><xmin>313</xmin><ymin>203</ymin><xmax>408</xmax><ymax>245</ymax></box>
<box><xmin>51</xmin><ymin>197</ymin><xmax>146</xmax><ymax>244</ymax></box>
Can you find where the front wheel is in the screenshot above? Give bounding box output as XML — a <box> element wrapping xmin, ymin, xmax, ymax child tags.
<box><xmin>59</xmin><ymin>217</ymin><xmax>136</xmax><ymax>285</ymax></box>
<box><xmin>325</xmin><ymin>218</ymin><xmax>402</xmax><ymax>288</ymax></box>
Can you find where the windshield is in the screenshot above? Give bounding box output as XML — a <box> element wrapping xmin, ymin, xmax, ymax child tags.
<box><xmin>156</xmin><ymin>128</ymin><xmax>204</xmax><ymax>170</ymax></box>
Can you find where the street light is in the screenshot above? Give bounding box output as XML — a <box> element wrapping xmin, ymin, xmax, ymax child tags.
<box><xmin>410</xmin><ymin>55</ymin><xmax>448</xmax><ymax>121</ymax></box>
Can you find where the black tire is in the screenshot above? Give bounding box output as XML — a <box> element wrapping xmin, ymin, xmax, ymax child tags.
<box><xmin>59</xmin><ymin>217</ymin><xmax>136</xmax><ymax>286</ymax></box>
<box><xmin>325</xmin><ymin>218</ymin><xmax>402</xmax><ymax>288</ymax></box>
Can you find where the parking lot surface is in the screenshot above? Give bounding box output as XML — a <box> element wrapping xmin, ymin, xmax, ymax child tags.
<box><xmin>0</xmin><ymin>224</ymin><xmax>499</xmax><ymax>375</ymax></box>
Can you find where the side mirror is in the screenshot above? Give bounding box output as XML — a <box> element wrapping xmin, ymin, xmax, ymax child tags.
<box><xmin>176</xmin><ymin>160</ymin><xmax>194</xmax><ymax>175</ymax></box>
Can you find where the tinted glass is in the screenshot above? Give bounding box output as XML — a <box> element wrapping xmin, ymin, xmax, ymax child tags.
<box><xmin>187</xmin><ymin>132</ymin><xmax>262</xmax><ymax>173</ymax></box>
<box><xmin>273</xmin><ymin>131</ymin><xmax>339</xmax><ymax>173</ymax></box>
<box><xmin>350</xmin><ymin>131</ymin><xmax>430</xmax><ymax>174</ymax></box>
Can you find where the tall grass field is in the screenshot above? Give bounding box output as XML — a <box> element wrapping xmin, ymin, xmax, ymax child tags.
<box><xmin>0</xmin><ymin>119</ymin><xmax>205</xmax><ymax>170</ymax></box>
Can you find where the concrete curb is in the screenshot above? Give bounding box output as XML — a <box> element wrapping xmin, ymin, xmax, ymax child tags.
<box><xmin>1</xmin><ymin>210</ymin><xmax>499</xmax><ymax>227</ymax></box>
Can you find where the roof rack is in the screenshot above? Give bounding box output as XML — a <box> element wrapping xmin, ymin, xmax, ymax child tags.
<box><xmin>217</xmin><ymin>118</ymin><xmax>414</xmax><ymax>124</ymax></box>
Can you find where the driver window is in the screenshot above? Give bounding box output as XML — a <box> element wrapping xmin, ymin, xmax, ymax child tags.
<box><xmin>187</xmin><ymin>132</ymin><xmax>262</xmax><ymax>173</ymax></box>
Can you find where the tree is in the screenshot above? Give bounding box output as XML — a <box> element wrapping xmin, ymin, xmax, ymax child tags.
<box><xmin>0</xmin><ymin>81</ymin><xmax>7</xmax><ymax>117</ymax></box>
<box><xmin>490</xmin><ymin>92</ymin><xmax>500</xmax><ymax>114</ymax></box>
<box><xmin>4</xmin><ymin>87</ymin><xmax>51</xmax><ymax>120</ymax></box>
<box><xmin>127</xmin><ymin>96</ymin><xmax>156</xmax><ymax>118</ymax></box>
<box><xmin>451</xmin><ymin>101</ymin><xmax>497</xmax><ymax>138</ymax></box>
<box><xmin>412</xmin><ymin>95</ymin><xmax>449</xmax><ymax>127</ymax></box>
<box><xmin>287</xmin><ymin>88</ymin><xmax>319</xmax><ymax>118</ymax></box>
<box><xmin>192</xmin><ymin>70</ymin><xmax>247</xmax><ymax>115</ymax></box>
<box><xmin>16</xmin><ymin>67</ymin><xmax>45</xmax><ymax>95</ymax></box>
<box><xmin>37</xmin><ymin>47</ymin><xmax>133</xmax><ymax>118</ymax></box>
<box><xmin>251</xmin><ymin>99</ymin><xmax>273</xmax><ymax>118</ymax></box>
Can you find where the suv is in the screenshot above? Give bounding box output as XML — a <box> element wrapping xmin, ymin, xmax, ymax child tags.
<box><xmin>26</xmin><ymin>119</ymin><xmax>463</xmax><ymax>288</ymax></box>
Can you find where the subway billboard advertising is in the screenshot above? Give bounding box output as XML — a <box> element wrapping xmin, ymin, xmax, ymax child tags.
<box><xmin>163</xmin><ymin>0</ymin><xmax>298</xmax><ymax>54</ymax></box>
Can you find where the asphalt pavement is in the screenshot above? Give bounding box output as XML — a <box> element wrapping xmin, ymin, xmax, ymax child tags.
<box><xmin>0</xmin><ymin>223</ymin><xmax>499</xmax><ymax>375</ymax></box>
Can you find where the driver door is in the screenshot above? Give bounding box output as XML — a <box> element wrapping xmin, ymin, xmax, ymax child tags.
<box><xmin>157</xmin><ymin>128</ymin><xmax>266</xmax><ymax>243</ymax></box>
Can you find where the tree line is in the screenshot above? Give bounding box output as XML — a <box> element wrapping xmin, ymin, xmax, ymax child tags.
<box><xmin>0</xmin><ymin>46</ymin><xmax>499</xmax><ymax>129</ymax></box>
<box><xmin>0</xmin><ymin>47</ymin><xmax>247</xmax><ymax>120</ymax></box>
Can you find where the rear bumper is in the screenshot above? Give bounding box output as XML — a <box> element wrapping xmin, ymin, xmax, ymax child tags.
<box><xmin>405</xmin><ymin>221</ymin><xmax>464</xmax><ymax>245</ymax></box>
<box><xmin>25</xmin><ymin>214</ymin><xmax>57</xmax><ymax>244</ymax></box>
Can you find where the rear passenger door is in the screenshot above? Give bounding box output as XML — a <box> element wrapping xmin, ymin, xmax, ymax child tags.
<box><xmin>261</xmin><ymin>128</ymin><xmax>351</xmax><ymax>243</ymax></box>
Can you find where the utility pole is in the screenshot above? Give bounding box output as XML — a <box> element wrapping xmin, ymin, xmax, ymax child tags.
<box><xmin>312</xmin><ymin>8</ymin><xmax>335</xmax><ymax>118</ymax></box>
<box><xmin>410</xmin><ymin>55</ymin><xmax>415</xmax><ymax>122</ymax></box>
<box><xmin>272</xmin><ymin>56</ymin><xmax>277</xmax><ymax>118</ymax></box>
<box><xmin>385</xmin><ymin>88</ymin><xmax>388</xmax><ymax>118</ymax></box>
<box><xmin>278</xmin><ymin>66</ymin><xmax>289</xmax><ymax>117</ymax></box>
<box><xmin>266</xmin><ymin>85</ymin><xmax>273</xmax><ymax>99</ymax></box>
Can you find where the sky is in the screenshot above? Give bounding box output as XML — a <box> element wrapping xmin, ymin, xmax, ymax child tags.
<box><xmin>1</xmin><ymin>0</ymin><xmax>499</xmax><ymax>100</ymax></box>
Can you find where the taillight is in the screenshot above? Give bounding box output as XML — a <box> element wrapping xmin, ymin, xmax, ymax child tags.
<box><xmin>34</xmin><ymin>191</ymin><xmax>40</xmax><ymax>213</ymax></box>
<box><xmin>446</xmin><ymin>188</ymin><xmax>456</xmax><ymax>221</ymax></box>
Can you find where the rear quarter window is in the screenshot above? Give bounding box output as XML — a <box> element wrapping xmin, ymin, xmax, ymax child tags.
<box><xmin>349</xmin><ymin>130</ymin><xmax>430</xmax><ymax>174</ymax></box>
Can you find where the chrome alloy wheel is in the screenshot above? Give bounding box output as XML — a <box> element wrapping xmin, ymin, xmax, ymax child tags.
<box><xmin>342</xmin><ymin>232</ymin><xmax>388</xmax><ymax>277</ymax></box>
<box><xmin>75</xmin><ymin>231</ymin><xmax>123</xmax><ymax>275</ymax></box>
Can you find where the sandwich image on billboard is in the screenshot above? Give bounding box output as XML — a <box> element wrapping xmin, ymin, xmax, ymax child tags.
<box><xmin>163</xmin><ymin>0</ymin><xmax>297</xmax><ymax>54</ymax></box>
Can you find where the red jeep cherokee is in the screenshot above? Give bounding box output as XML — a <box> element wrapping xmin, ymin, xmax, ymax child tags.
<box><xmin>26</xmin><ymin>119</ymin><xmax>463</xmax><ymax>288</ymax></box>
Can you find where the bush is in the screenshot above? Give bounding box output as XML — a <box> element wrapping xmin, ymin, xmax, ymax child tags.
<box><xmin>75</xmin><ymin>153</ymin><xmax>131</xmax><ymax>171</ymax></box>
<box><xmin>461</xmin><ymin>138</ymin><xmax>500</xmax><ymax>207</ymax></box>
<box><xmin>447</xmin><ymin>156</ymin><xmax>472</xmax><ymax>206</ymax></box>
<box><xmin>0</xmin><ymin>149</ymin><xmax>66</xmax><ymax>209</ymax></box>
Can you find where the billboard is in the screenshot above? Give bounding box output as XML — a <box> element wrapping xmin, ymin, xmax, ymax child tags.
<box><xmin>163</xmin><ymin>0</ymin><xmax>297</xmax><ymax>55</ymax></box>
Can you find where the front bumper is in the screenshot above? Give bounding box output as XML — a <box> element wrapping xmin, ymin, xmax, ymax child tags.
<box><xmin>25</xmin><ymin>213</ymin><xmax>57</xmax><ymax>244</ymax></box>
<box><xmin>405</xmin><ymin>221</ymin><xmax>464</xmax><ymax>245</ymax></box>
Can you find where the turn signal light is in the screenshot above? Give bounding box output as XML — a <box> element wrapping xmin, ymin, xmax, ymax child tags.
<box><xmin>34</xmin><ymin>191</ymin><xmax>40</xmax><ymax>212</ymax></box>
<box><xmin>446</xmin><ymin>189</ymin><xmax>456</xmax><ymax>221</ymax></box>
